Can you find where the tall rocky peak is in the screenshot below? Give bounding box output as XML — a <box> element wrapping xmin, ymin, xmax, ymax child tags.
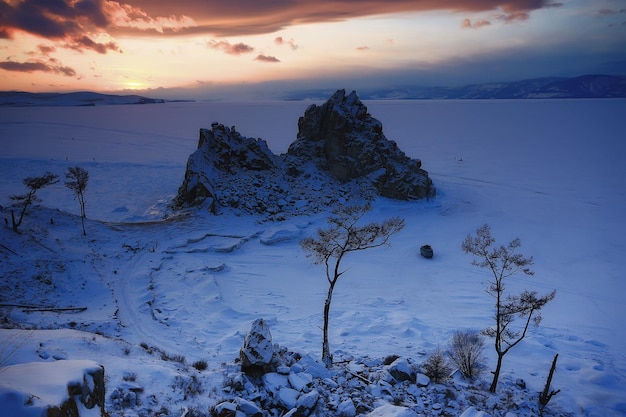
<box><xmin>175</xmin><ymin>90</ymin><xmax>434</xmax><ymax>216</ymax></box>
<box><xmin>289</xmin><ymin>89</ymin><xmax>432</xmax><ymax>199</ymax></box>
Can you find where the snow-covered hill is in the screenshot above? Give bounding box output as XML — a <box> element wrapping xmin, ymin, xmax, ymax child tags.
<box><xmin>0</xmin><ymin>99</ymin><xmax>625</xmax><ymax>417</ymax></box>
<box><xmin>0</xmin><ymin>91</ymin><xmax>174</xmax><ymax>107</ymax></box>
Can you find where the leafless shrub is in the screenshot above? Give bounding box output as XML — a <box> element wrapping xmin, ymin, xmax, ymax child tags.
<box><xmin>447</xmin><ymin>330</ymin><xmax>486</xmax><ymax>380</ymax></box>
<box><xmin>193</xmin><ymin>359</ymin><xmax>209</xmax><ymax>371</ymax></box>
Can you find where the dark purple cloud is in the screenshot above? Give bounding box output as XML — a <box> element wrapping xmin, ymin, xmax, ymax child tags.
<box><xmin>66</xmin><ymin>35</ymin><xmax>122</xmax><ymax>54</ymax></box>
<box><xmin>111</xmin><ymin>0</ymin><xmax>564</xmax><ymax>37</ymax></box>
<box><xmin>0</xmin><ymin>59</ymin><xmax>76</xmax><ymax>76</ymax></box>
<box><xmin>0</xmin><ymin>0</ymin><xmax>564</xmax><ymax>41</ymax></box>
<box><xmin>0</xmin><ymin>0</ymin><xmax>110</xmax><ymax>39</ymax></box>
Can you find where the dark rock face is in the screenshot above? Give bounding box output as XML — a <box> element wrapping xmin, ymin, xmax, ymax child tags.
<box><xmin>175</xmin><ymin>90</ymin><xmax>434</xmax><ymax>215</ymax></box>
<box><xmin>289</xmin><ymin>89</ymin><xmax>433</xmax><ymax>200</ymax></box>
<box><xmin>175</xmin><ymin>123</ymin><xmax>278</xmax><ymax>213</ymax></box>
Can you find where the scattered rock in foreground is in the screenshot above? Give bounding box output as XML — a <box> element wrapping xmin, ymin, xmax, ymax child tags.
<box><xmin>219</xmin><ymin>320</ymin><xmax>571</xmax><ymax>417</ymax></box>
<box><xmin>175</xmin><ymin>89</ymin><xmax>434</xmax><ymax>216</ymax></box>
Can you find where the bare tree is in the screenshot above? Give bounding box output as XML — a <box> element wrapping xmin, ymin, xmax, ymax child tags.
<box><xmin>65</xmin><ymin>166</ymin><xmax>89</xmax><ymax>235</ymax></box>
<box><xmin>300</xmin><ymin>203</ymin><xmax>405</xmax><ymax>367</ymax></box>
<box><xmin>462</xmin><ymin>224</ymin><xmax>556</xmax><ymax>393</ymax></box>
<box><xmin>9</xmin><ymin>172</ymin><xmax>59</xmax><ymax>232</ymax></box>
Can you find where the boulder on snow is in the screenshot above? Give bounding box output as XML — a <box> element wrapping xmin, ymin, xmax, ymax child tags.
<box><xmin>337</xmin><ymin>398</ymin><xmax>357</xmax><ymax>417</ymax></box>
<box><xmin>387</xmin><ymin>357</ymin><xmax>416</xmax><ymax>383</ymax></box>
<box><xmin>295</xmin><ymin>390</ymin><xmax>320</xmax><ymax>413</ymax></box>
<box><xmin>174</xmin><ymin>89</ymin><xmax>434</xmax><ymax>215</ymax></box>
<box><xmin>240</xmin><ymin>318</ymin><xmax>274</xmax><ymax>374</ymax></box>
<box><xmin>367</xmin><ymin>403</ymin><xmax>419</xmax><ymax>417</ymax></box>
<box><xmin>416</xmin><ymin>373</ymin><xmax>431</xmax><ymax>387</ymax></box>
<box><xmin>0</xmin><ymin>360</ymin><xmax>106</xmax><ymax>417</ymax></box>
<box><xmin>214</xmin><ymin>401</ymin><xmax>238</xmax><ymax>417</ymax></box>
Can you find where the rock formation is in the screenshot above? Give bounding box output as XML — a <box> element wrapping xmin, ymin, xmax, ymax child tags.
<box><xmin>289</xmin><ymin>89</ymin><xmax>433</xmax><ymax>200</ymax></box>
<box><xmin>240</xmin><ymin>318</ymin><xmax>274</xmax><ymax>374</ymax></box>
<box><xmin>175</xmin><ymin>89</ymin><xmax>434</xmax><ymax>215</ymax></box>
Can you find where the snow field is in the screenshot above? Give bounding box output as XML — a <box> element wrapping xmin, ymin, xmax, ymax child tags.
<box><xmin>1</xmin><ymin>99</ymin><xmax>625</xmax><ymax>416</ymax></box>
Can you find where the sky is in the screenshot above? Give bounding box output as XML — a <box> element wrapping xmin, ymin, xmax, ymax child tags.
<box><xmin>0</xmin><ymin>0</ymin><xmax>625</xmax><ymax>99</ymax></box>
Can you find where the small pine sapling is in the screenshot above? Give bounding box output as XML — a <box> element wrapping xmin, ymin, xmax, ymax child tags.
<box><xmin>423</xmin><ymin>346</ymin><xmax>452</xmax><ymax>383</ymax></box>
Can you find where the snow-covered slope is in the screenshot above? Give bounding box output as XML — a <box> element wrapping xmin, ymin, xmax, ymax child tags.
<box><xmin>0</xmin><ymin>99</ymin><xmax>625</xmax><ymax>417</ymax></box>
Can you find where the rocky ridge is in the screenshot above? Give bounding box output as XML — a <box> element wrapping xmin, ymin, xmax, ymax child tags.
<box><xmin>175</xmin><ymin>89</ymin><xmax>434</xmax><ymax>216</ymax></box>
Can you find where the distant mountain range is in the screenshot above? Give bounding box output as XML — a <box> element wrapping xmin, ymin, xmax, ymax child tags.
<box><xmin>1</xmin><ymin>74</ymin><xmax>625</xmax><ymax>105</ymax></box>
<box><xmin>287</xmin><ymin>74</ymin><xmax>626</xmax><ymax>100</ymax></box>
<box><xmin>0</xmin><ymin>91</ymin><xmax>191</xmax><ymax>107</ymax></box>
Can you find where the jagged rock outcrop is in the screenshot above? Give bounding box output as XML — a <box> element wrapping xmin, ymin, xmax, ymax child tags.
<box><xmin>175</xmin><ymin>123</ymin><xmax>278</xmax><ymax>213</ymax></box>
<box><xmin>289</xmin><ymin>89</ymin><xmax>433</xmax><ymax>200</ymax></box>
<box><xmin>175</xmin><ymin>89</ymin><xmax>434</xmax><ymax>215</ymax></box>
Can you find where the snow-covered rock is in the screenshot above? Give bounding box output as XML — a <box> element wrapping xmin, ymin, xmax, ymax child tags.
<box><xmin>387</xmin><ymin>357</ymin><xmax>415</xmax><ymax>382</ymax></box>
<box><xmin>214</xmin><ymin>401</ymin><xmax>238</xmax><ymax>417</ymax></box>
<box><xmin>460</xmin><ymin>406</ymin><xmax>493</xmax><ymax>417</ymax></box>
<box><xmin>337</xmin><ymin>398</ymin><xmax>357</xmax><ymax>417</ymax></box>
<box><xmin>295</xmin><ymin>389</ymin><xmax>320</xmax><ymax>412</ymax></box>
<box><xmin>366</xmin><ymin>403</ymin><xmax>419</xmax><ymax>417</ymax></box>
<box><xmin>277</xmin><ymin>387</ymin><xmax>299</xmax><ymax>409</ymax></box>
<box><xmin>240</xmin><ymin>318</ymin><xmax>274</xmax><ymax>374</ymax></box>
<box><xmin>416</xmin><ymin>373</ymin><xmax>430</xmax><ymax>387</ymax></box>
<box><xmin>236</xmin><ymin>397</ymin><xmax>262</xmax><ymax>416</ymax></box>
<box><xmin>259</xmin><ymin>225</ymin><xmax>302</xmax><ymax>245</ymax></box>
<box><xmin>0</xmin><ymin>360</ymin><xmax>106</xmax><ymax>417</ymax></box>
<box><xmin>174</xmin><ymin>89</ymin><xmax>434</xmax><ymax>216</ymax></box>
<box><xmin>262</xmin><ymin>372</ymin><xmax>289</xmax><ymax>395</ymax></box>
<box><xmin>288</xmin><ymin>371</ymin><xmax>313</xmax><ymax>391</ymax></box>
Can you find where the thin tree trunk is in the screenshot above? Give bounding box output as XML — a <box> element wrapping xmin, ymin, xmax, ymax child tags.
<box><xmin>322</xmin><ymin>279</ymin><xmax>336</xmax><ymax>368</ymax></box>
<box><xmin>11</xmin><ymin>209</ymin><xmax>18</xmax><ymax>232</ymax></box>
<box><xmin>539</xmin><ymin>354</ymin><xmax>560</xmax><ymax>407</ymax></box>
<box><xmin>79</xmin><ymin>193</ymin><xmax>86</xmax><ymax>235</ymax></box>
<box><xmin>490</xmin><ymin>353</ymin><xmax>504</xmax><ymax>393</ymax></box>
